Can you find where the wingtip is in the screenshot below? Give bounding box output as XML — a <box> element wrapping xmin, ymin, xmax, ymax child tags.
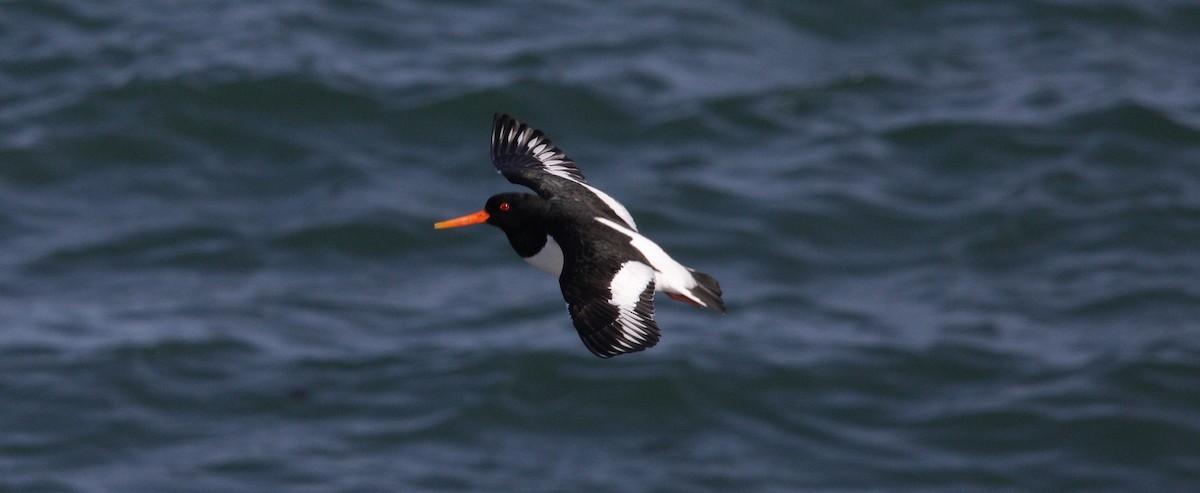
<box><xmin>493</xmin><ymin>113</ymin><xmax>517</xmax><ymax>128</ymax></box>
<box><xmin>491</xmin><ymin>113</ymin><xmax>523</xmax><ymax>157</ymax></box>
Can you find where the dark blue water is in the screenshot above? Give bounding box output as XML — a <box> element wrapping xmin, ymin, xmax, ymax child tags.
<box><xmin>3</xmin><ymin>1</ymin><xmax>1199</xmax><ymax>491</ymax></box>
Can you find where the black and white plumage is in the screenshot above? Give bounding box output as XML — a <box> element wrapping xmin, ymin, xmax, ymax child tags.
<box><xmin>435</xmin><ymin>114</ymin><xmax>725</xmax><ymax>358</ymax></box>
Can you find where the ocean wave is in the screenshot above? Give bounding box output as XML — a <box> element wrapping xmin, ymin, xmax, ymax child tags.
<box><xmin>1059</xmin><ymin>100</ymin><xmax>1200</xmax><ymax>145</ymax></box>
<box><xmin>4</xmin><ymin>1</ymin><xmax>1200</xmax><ymax>490</ymax></box>
<box><xmin>269</xmin><ymin>218</ymin><xmax>423</xmax><ymax>257</ymax></box>
<box><xmin>25</xmin><ymin>225</ymin><xmax>260</xmax><ymax>273</ymax></box>
<box><xmin>22</xmin><ymin>212</ymin><xmax>441</xmax><ymax>277</ymax></box>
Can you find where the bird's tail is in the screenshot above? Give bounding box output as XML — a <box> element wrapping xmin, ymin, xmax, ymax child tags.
<box><xmin>686</xmin><ymin>269</ymin><xmax>726</xmax><ymax>314</ymax></box>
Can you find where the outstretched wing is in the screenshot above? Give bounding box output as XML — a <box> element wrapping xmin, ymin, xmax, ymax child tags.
<box><xmin>560</xmin><ymin>260</ymin><xmax>660</xmax><ymax>358</ymax></box>
<box><xmin>491</xmin><ymin>113</ymin><xmax>638</xmax><ymax>230</ymax></box>
<box><xmin>492</xmin><ymin>113</ymin><xmax>586</xmax><ymax>189</ymax></box>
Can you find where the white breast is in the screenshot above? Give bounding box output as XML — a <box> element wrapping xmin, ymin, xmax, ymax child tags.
<box><xmin>523</xmin><ymin>236</ymin><xmax>564</xmax><ymax>277</ymax></box>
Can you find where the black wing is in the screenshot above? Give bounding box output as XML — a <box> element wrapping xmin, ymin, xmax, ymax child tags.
<box><xmin>560</xmin><ymin>259</ymin><xmax>660</xmax><ymax>358</ymax></box>
<box><xmin>492</xmin><ymin>113</ymin><xmax>587</xmax><ymax>194</ymax></box>
<box><xmin>491</xmin><ymin>113</ymin><xmax>638</xmax><ymax>230</ymax></box>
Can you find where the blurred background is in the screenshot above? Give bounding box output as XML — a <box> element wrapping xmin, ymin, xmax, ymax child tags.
<box><xmin>2</xmin><ymin>1</ymin><xmax>1199</xmax><ymax>491</ymax></box>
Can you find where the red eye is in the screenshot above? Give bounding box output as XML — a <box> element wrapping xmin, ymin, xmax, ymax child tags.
<box><xmin>499</xmin><ymin>202</ymin><xmax>510</xmax><ymax>211</ymax></box>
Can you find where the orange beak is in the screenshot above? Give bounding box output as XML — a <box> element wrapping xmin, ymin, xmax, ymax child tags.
<box><xmin>434</xmin><ymin>210</ymin><xmax>490</xmax><ymax>229</ymax></box>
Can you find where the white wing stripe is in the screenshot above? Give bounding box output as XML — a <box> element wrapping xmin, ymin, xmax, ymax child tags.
<box><xmin>608</xmin><ymin>261</ymin><xmax>655</xmax><ymax>345</ymax></box>
<box><xmin>582</xmin><ymin>183</ymin><xmax>637</xmax><ymax>231</ymax></box>
<box><xmin>595</xmin><ymin>217</ymin><xmax>705</xmax><ymax>306</ymax></box>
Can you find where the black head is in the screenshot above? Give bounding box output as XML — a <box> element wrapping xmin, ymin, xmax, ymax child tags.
<box><xmin>481</xmin><ymin>192</ymin><xmax>548</xmax><ymax>231</ymax></box>
<box><xmin>434</xmin><ymin>192</ymin><xmax>551</xmax><ymax>258</ymax></box>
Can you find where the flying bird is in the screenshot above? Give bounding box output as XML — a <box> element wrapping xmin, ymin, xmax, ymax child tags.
<box><xmin>435</xmin><ymin>114</ymin><xmax>725</xmax><ymax>358</ymax></box>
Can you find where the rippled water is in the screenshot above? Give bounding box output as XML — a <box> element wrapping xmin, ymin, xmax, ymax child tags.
<box><xmin>2</xmin><ymin>1</ymin><xmax>1199</xmax><ymax>491</ymax></box>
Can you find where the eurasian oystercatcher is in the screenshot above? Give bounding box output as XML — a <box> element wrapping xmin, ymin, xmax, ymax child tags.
<box><xmin>435</xmin><ymin>114</ymin><xmax>725</xmax><ymax>358</ymax></box>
